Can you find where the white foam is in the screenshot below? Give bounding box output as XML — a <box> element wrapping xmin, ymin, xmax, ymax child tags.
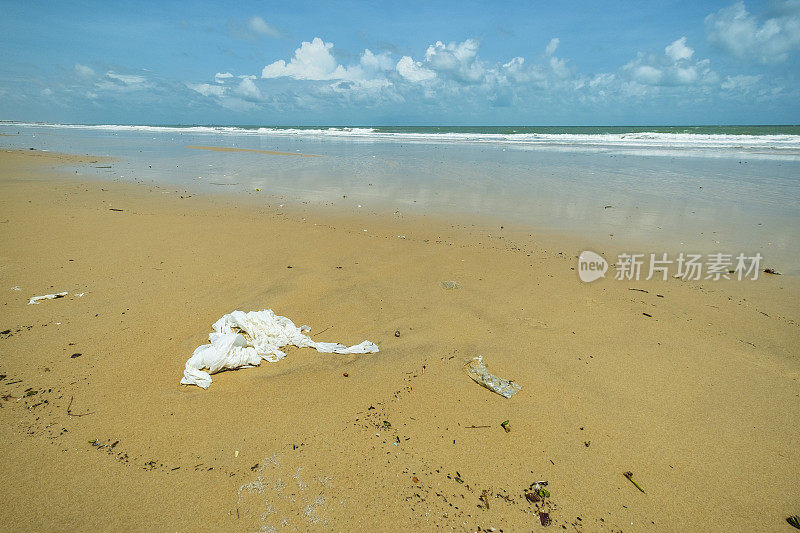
<box><xmin>6</xmin><ymin>122</ymin><xmax>800</xmax><ymax>158</ymax></box>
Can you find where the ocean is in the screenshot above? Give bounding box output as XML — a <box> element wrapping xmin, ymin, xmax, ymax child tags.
<box><xmin>2</xmin><ymin>121</ymin><xmax>799</xmax><ymax>271</ymax></box>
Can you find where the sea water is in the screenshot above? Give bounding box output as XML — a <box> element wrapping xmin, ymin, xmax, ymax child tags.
<box><xmin>2</xmin><ymin>122</ymin><xmax>799</xmax><ymax>271</ymax></box>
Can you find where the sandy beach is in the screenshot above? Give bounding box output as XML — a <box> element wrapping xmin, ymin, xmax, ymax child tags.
<box><xmin>1</xmin><ymin>149</ymin><xmax>798</xmax><ymax>531</ymax></box>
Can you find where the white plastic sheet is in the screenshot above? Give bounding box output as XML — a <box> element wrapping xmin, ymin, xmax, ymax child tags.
<box><xmin>181</xmin><ymin>309</ymin><xmax>379</xmax><ymax>388</ymax></box>
<box><xmin>28</xmin><ymin>291</ymin><xmax>68</xmax><ymax>304</ymax></box>
<box><xmin>464</xmin><ymin>356</ymin><xmax>522</xmax><ymax>398</ymax></box>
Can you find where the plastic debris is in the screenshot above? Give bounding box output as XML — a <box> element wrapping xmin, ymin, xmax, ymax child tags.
<box><xmin>501</xmin><ymin>420</ymin><xmax>511</xmax><ymax>433</ymax></box>
<box><xmin>464</xmin><ymin>356</ymin><xmax>521</xmax><ymax>398</ymax></box>
<box><xmin>181</xmin><ymin>309</ymin><xmax>379</xmax><ymax>388</ymax></box>
<box><xmin>28</xmin><ymin>291</ymin><xmax>68</xmax><ymax>305</ymax></box>
<box><xmin>440</xmin><ymin>281</ymin><xmax>460</xmax><ymax>290</ymax></box>
<box><xmin>11</xmin><ymin>286</ymin><xmax>21</xmax><ymax>291</ymax></box>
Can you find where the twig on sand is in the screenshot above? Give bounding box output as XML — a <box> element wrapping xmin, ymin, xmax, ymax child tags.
<box><xmin>67</xmin><ymin>395</ymin><xmax>94</xmax><ymax>417</ymax></box>
<box><xmin>312</xmin><ymin>326</ymin><xmax>332</xmax><ymax>337</ymax></box>
<box><xmin>465</xmin><ymin>425</ymin><xmax>492</xmax><ymax>429</ymax></box>
<box><xmin>624</xmin><ymin>471</ymin><xmax>646</xmax><ymax>493</ymax></box>
<box><xmin>628</xmin><ymin>288</ymin><xmax>649</xmax><ymax>293</ymax></box>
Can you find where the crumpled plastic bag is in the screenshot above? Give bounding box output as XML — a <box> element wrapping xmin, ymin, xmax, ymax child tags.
<box><xmin>181</xmin><ymin>309</ymin><xmax>379</xmax><ymax>388</ymax></box>
<box><xmin>464</xmin><ymin>356</ymin><xmax>521</xmax><ymax>398</ymax></box>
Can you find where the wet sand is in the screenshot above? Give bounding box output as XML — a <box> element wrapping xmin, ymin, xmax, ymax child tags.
<box><xmin>187</xmin><ymin>145</ymin><xmax>323</xmax><ymax>157</ymax></box>
<box><xmin>0</xmin><ymin>149</ymin><xmax>798</xmax><ymax>531</ymax></box>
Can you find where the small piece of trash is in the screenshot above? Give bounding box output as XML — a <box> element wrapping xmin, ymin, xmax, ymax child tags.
<box><xmin>28</xmin><ymin>292</ymin><xmax>68</xmax><ymax>305</ymax></box>
<box><xmin>235</xmin><ymin>450</ymin><xmax>239</xmax><ymax>458</ymax></box>
<box><xmin>501</xmin><ymin>420</ymin><xmax>511</xmax><ymax>433</ymax></box>
<box><xmin>440</xmin><ymin>281</ymin><xmax>460</xmax><ymax>290</ymax></box>
<box><xmin>464</xmin><ymin>356</ymin><xmax>521</xmax><ymax>398</ymax></box>
<box><xmin>763</xmin><ymin>268</ymin><xmax>781</xmax><ymax>275</ymax></box>
<box><xmin>525</xmin><ymin>492</ymin><xmax>540</xmax><ymax>503</ymax></box>
<box><xmin>11</xmin><ymin>286</ymin><xmax>21</xmax><ymax>291</ymax></box>
<box><xmin>76</xmin><ymin>293</ymin><xmax>85</xmax><ymax>297</ymax></box>
<box><xmin>397</xmin><ymin>235</ymin><xmax>406</xmax><ymax>239</ymax></box>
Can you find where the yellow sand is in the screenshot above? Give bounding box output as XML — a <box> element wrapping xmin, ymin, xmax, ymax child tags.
<box><xmin>0</xmin><ymin>149</ymin><xmax>798</xmax><ymax>531</ymax></box>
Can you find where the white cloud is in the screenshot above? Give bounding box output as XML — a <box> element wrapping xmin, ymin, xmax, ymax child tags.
<box><xmin>247</xmin><ymin>16</ymin><xmax>280</xmax><ymax>38</ymax></box>
<box><xmin>705</xmin><ymin>1</ymin><xmax>800</xmax><ymax>63</ymax></box>
<box><xmin>545</xmin><ymin>37</ymin><xmax>560</xmax><ymax>56</ymax></box>
<box><xmin>665</xmin><ymin>37</ymin><xmax>694</xmax><ymax>61</ymax></box>
<box><xmin>360</xmin><ymin>49</ymin><xmax>394</xmax><ymax>71</ymax></box>
<box><xmin>234</xmin><ymin>77</ymin><xmax>262</xmax><ymax>100</ymax></box>
<box><xmin>95</xmin><ymin>71</ymin><xmax>150</xmax><ymax>92</ymax></box>
<box><xmin>74</xmin><ymin>63</ymin><xmax>95</xmax><ymax>78</ymax></box>
<box><xmin>190</xmin><ymin>33</ymin><xmax>787</xmax><ymax>115</ymax></box>
<box><xmin>423</xmin><ymin>39</ymin><xmax>484</xmax><ymax>82</ymax></box>
<box><xmin>721</xmin><ymin>74</ymin><xmax>763</xmax><ymax>92</ymax></box>
<box><xmin>215</xmin><ymin>72</ymin><xmax>234</xmax><ymax>83</ymax></box>
<box><xmin>549</xmin><ymin>56</ymin><xmax>570</xmax><ymax>78</ymax></box>
<box><xmin>188</xmin><ymin>83</ymin><xmax>227</xmax><ymax>97</ymax></box>
<box><xmin>629</xmin><ymin>63</ymin><xmax>663</xmax><ymax>84</ymax></box>
<box><xmin>396</xmin><ymin>56</ymin><xmax>436</xmax><ymax>82</ymax></box>
<box><xmin>106</xmin><ymin>72</ymin><xmax>146</xmax><ymax>85</ymax></box>
<box><xmin>622</xmin><ymin>38</ymin><xmax>717</xmax><ymax>86</ymax></box>
<box><xmin>261</xmin><ymin>37</ymin><xmax>360</xmax><ymax>80</ymax></box>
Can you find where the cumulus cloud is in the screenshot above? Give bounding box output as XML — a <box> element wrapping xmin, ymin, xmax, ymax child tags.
<box><xmin>549</xmin><ymin>55</ymin><xmax>570</xmax><ymax>78</ymax></box>
<box><xmin>422</xmin><ymin>39</ymin><xmax>485</xmax><ymax>83</ymax></box>
<box><xmin>360</xmin><ymin>49</ymin><xmax>394</xmax><ymax>71</ymax></box>
<box><xmin>396</xmin><ymin>56</ymin><xmax>436</xmax><ymax>82</ymax></box>
<box><xmin>545</xmin><ymin>37</ymin><xmax>560</xmax><ymax>56</ymax></box>
<box><xmin>665</xmin><ymin>37</ymin><xmax>694</xmax><ymax>61</ymax></box>
<box><xmin>73</xmin><ymin>63</ymin><xmax>95</xmax><ymax>79</ymax></box>
<box><xmin>705</xmin><ymin>1</ymin><xmax>800</xmax><ymax>63</ymax></box>
<box><xmin>187</xmin><ymin>33</ymin><xmax>782</xmax><ymax>115</ymax></box>
<box><xmin>247</xmin><ymin>16</ymin><xmax>281</xmax><ymax>38</ymax></box>
<box><xmin>261</xmin><ymin>37</ymin><xmax>361</xmax><ymax>80</ymax></box>
<box><xmin>234</xmin><ymin>77</ymin><xmax>262</xmax><ymax>100</ymax></box>
<box><xmin>622</xmin><ymin>37</ymin><xmax>717</xmax><ymax>86</ymax></box>
<box><xmin>214</xmin><ymin>72</ymin><xmax>234</xmax><ymax>83</ymax></box>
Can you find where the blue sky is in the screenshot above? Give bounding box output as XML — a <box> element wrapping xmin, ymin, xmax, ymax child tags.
<box><xmin>1</xmin><ymin>0</ymin><xmax>799</xmax><ymax>125</ymax></box>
